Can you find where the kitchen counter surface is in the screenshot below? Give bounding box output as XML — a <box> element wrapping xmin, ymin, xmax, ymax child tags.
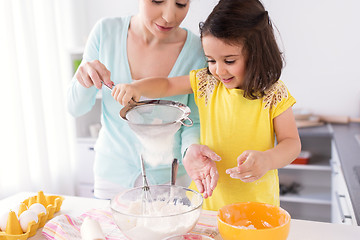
<box><xmin>1</xmin><ymin>192</ymin><xmax>360</xmax><ymax>240</ymax></box>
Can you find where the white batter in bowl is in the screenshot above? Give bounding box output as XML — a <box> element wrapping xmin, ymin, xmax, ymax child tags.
<box><xmin>110</xmin><ymin>185</ymin><xmax>203</xmax><ymax>240</ymax></box>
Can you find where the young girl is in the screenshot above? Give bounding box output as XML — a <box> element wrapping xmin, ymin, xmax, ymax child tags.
<box><xmin>112</xmin><ymin>0</ymin><xmax>301</xmax><ymax>211</ymax></box>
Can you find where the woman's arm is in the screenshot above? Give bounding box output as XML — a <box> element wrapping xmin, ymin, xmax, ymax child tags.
<box><xmin>112</xmin><ymin>75</ymin><xmax>192</xmax><ymax>106</ymax></box>
<box><xmin>67</xmin><ymin>19</ymin><xmax>112</xmax><ymax>117</ymax></box>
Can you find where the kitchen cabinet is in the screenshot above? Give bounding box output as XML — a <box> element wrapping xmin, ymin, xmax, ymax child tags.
<box><xmin>330</xmin><ymin>124</ymin><xmax>360</xmax><ymax>225</ymax></box>
<box><xmin>73</xmin><ymin>102</ymin><xmax>100</xmax><ymax>197</ymax></box>
<box><xmin>75</xmin><ymin>138</ymin><xmax>96</xmax><ymax>197</ymax></box>
<box><xmin>279</xmin><ymin>126</ymin><xmax>332</xmax><ymax>222</ymax></box>
<box><xmin>331</xmin><ymin>140</ymin><xmax>357</xmax><ymax>225</ymax></box>
<box><xmin>279</xmin><ymin>125</ymin><xmax>358</xmax><ymax>224</ymax></box>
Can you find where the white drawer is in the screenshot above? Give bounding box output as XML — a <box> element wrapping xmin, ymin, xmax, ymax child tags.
<box><xmin>76</xmin><ymin>139</ymin><xmax>96</xmax><ymax>184</ymax></box>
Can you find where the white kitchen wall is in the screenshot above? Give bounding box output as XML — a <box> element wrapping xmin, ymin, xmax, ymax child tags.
<box><xmin>264</xmin><ymin>0</ymin><xmax>360</xmax><ymax>117</ymax></box>
<box><xmin>70</xmin><ymin>0</ymin><xmax>360</xmax><ymax>117</ymax></box>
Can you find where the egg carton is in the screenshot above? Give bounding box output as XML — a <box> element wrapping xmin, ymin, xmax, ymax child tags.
<box><xmin>0</xmin><ymin>191</ymin><xmax>64</xmax><ymax>240</ymax></box>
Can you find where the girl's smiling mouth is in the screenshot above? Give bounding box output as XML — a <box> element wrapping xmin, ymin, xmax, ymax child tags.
<box><xmin>221</xmin><ymin>77</ymin><xmax>234</xmax><ymax>83</ymax></box>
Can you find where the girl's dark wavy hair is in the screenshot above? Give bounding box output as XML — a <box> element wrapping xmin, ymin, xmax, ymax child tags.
<box><xmin>200</xmin><ymin>0</ymin><xmax>284</xmax><ymax>99</ymax></box>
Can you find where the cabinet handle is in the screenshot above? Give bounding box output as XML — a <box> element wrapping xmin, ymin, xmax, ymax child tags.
<box><xmin>330</xmin><ymin>161</ymin><xmax>339</xmax><ymax>175</ymax></box>
<box><xmin>335</xmin><ymin>191</ymin><xmax>352</xmax><ymax>223</ymax></box>
<box><xmin>89</xmin><ymin>147</ymin><xmax>94</xmax><ymax>151</ymax></box>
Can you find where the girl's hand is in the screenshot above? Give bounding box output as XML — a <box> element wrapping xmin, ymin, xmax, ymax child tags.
<box><xmin>225</xmin><ymin>150</ymin><xmax>271</xmax><ymax>183</ymax></box>
<box><xmin>183</xmin><ymin>144</ymin><xmax>221</xmax><ymax>198</ymax></box>
<box><xmin>111</xmin><ymin>83</ymin><xmax>141</xmax><ymax>106</ymax></box>
<box><xmin>75</xmin><ymin>60</ymin><xmax>114</xmax><ymax>89</ymax></box>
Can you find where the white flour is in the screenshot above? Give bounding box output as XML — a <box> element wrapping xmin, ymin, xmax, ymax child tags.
<box><xmin>138</xmin><ymin>134</ymin><xmax>175</xmax><ymax>167</ymax></box>
<box><xmin>126</xmin><ymin>102</ymin><xmax>185</xmax><ymax>166</ymax></box>
<box><xmin>232</xmin><ymin>220</ymin><xmax>272</xmax><ymax>229</ymax></box>
<box><xmin>235</xmin><ymin>224</ymin><xmax>256</xmax><ymax>229</ymax></box>
<box><xmin>134</xmin><ymin>118</ymin><xmax>180</xmax><ymax>167</ymax></box>
<box><xmin>113</xmin><ymin>200</ymin><xmax>200</xmax><ymax>240</ymax></box>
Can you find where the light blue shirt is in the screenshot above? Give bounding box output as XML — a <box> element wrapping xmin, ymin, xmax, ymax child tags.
<box><xmin>67</xmin><ymin>16</ymin><xmax>207</xmax><ymax>187</ymax></box>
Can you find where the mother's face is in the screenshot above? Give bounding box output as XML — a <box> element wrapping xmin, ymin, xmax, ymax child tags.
<box><xmin>139</xmin><ymin>0</ymin><xmax>190</xmax><ymax>36</ymax></box>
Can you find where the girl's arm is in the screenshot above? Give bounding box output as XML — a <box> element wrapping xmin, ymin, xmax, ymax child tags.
<box><xmin>266</xmin><ymin>107</ymin><xmax>302</xmax><ymax>169</ymax></box>
<box><xmin>226</xmin><ymin>107</ymin><xmax>301</xmax><ymax>182</ymax></box>
<box><xmin>112</xmin><ymin>75</ymin><xmax>192</xmax><ymax>106</ymax></box>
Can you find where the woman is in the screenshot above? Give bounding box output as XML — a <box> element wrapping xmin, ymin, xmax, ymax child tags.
<box><xmin>67</xmin><ymin>0</ymin><xmax>206</xmax><ymax>199</ymax></box>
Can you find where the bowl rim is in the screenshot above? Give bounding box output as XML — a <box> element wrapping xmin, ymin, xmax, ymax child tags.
<box><xmin>110</xmin><ymin>184</ymin><xmax>204</xmax><ymax>218</ymax></box>
<box><xmin>217</xmin><ymin>201</ymin><xmax>291</xmax><ymax>231</ymax></box>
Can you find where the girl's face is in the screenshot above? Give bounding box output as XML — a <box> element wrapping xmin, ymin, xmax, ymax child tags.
<box><xmin>139</xmin><ymin>0</ymin><xmax>190</xmax><ymax>37</ymax></box>
<box><xmin>202</xmin><ymin>35</ymin><xmax>247</xmax><ymax>89</ymax></box>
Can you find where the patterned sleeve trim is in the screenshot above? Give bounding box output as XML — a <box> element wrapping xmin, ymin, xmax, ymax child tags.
<box><xmin>263</xmin><ymin>81</ymin><xmax>289</xmax><ymax>109</ymax></box>
<box><xmin>196</xmin><ymin>68</ymin><xmax>219</xmax><ymax>105</ymax></box>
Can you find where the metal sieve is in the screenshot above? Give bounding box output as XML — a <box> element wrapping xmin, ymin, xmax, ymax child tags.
<box><xmin>103</xmin><ymin>81</ymin><xmax>194</xmax><ymax>166</ymax></box>
<box><xmin>120</xmin><ymin>99</ymin><xmax>193</xmax><ymax>166</ymax></box>
<box><xmin>119</xmin><ymin>99</ymin><xmax>193</xmax><ymax>139</ymax></box>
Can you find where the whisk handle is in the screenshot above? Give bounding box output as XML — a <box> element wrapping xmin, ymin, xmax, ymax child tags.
<box><xmin>171</xmin><ymin>158</ymin><xmax>178</xmax><ymax>185</ymax></box>
<box><xmin>140</xmin><ymin>155</ymin><xmax>149</xmax><ymax>186</ymax></box>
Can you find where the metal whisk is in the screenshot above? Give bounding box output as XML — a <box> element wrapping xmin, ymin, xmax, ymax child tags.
<box><xmin>166</xmin><ymin>158</ymin><xmax>178</xmax><ymax>205</ymax></box>
<box><xmin>140</xmin><ymin>154</ymin><xmax>154</xmax><ymax>214</ymax></box>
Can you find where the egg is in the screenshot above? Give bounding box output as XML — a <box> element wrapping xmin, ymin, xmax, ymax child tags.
<box><xmin>0</xmin><ymin>211</ymin><xmax>10</xmax><ymax>231</ymax></box>
<box><xmin>1</xmin><ymin>211</ymin><xmax>22</xmax><ymax>235</ymax></box>
<box><xmin>11</xmin><ymin>203</ymin><xmax>28</xmax><ymax>216</ymax></box>
<box><xmin>28</xmin><ymin>203</ymin><xmax>46</xmax><ymax>215</ymax></box>
<box><xmin>19</xmin><ymin>210</ymin><xmax>38</xmax><ymax>232</ymax></box>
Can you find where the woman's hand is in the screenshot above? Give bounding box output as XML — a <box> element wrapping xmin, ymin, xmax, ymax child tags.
<box><xmin>111</xmin><ymin>83</ymin><xmax>141</xmax><ymax>106</ymax></box>
<box><xmin>75</xmin><ymin>60</ymin><xmax>114</xmax><ymax>89</ymax></box>
<box><xmin>183</xmin><ymin>144</ymin><xmax>221</xmax><ymax>198</ymax></box>
<box><xmin>225</xmin><ymin>150</ymin><xmax>271</xmax><ymax>183</ymax></box>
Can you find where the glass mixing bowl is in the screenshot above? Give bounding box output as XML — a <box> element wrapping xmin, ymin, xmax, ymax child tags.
<box><xmin>110</xmin><ymin>185</ymin><xmax>203</xmax><ymax>240</ymax></box>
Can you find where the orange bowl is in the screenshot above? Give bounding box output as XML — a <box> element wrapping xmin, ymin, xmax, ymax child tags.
<box><xmin>217</xmin><ymin>202</ymin><xmax>291</xmax><ymax>240</ymax></box>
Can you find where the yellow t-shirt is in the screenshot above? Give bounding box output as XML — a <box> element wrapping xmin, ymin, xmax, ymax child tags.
<box><xmin>189</xmin><ymin>68</ymin><xmax>296</xmax><ymax>211</ymax></box>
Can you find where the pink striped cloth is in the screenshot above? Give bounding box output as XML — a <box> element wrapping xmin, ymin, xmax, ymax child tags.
<box><xmin>42</xmin><ymin>209</ymin><xmax>220</xmax><ymax>240</ymax></box>
<box><xmin>42</xmin><ymin>208</ymin><xmax>125</xmax><ymax>240</ymax></box>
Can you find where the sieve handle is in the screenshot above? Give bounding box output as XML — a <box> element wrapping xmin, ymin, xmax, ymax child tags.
<box><xmin>180</xmin><ymin>116</ymin><xmax>193</xmax><ymax>127</ymax></box>
<box><xmin>102</xmin><ymin>81</ymin><xmax>114</xmax><ymax>90</ymax></box>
